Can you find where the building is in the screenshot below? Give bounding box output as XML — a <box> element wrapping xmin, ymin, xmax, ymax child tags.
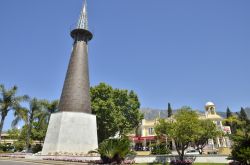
<box><xmin>200</xmin><ymin>102</ymin><xmax>231</xmax><ymax>153</ymax></box>
<box><xmin>0</xmin><ymin>132</ymin><xmax>17</xmax><ymax>145</ymax></box>
<box><xmin>0</xmin><ymin>131</ymin><xmax>41</xmax><ymax>146</ymax></box>
<box><xmin>131</xmin><ymin>102</ymin><xmax>231</xmax><ymax>154</ymax></box>
<box><xmin>130</xmin><ymin>119</ymin><xmax>158</xmax><ymax>151</ymax></box>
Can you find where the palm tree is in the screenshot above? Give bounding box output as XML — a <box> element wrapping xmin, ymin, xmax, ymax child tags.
<box><xmin>0</xmin><ymin>84</ymin><xmax>28</xmax><ymax>142</ymax></box>
<box><xmin>42</xmin><ymin>100</ymin><xmax>59</xmax><ymax>124</ymax></box>
<box><xmin>32</xmin><ymin>100</ymin><xmax>59</xmax><ymax>133</ymax></box>
<box><xmin>12</xmin><ymin>98</ymin><xmax>46</xmax><ymax>152</ymax></box>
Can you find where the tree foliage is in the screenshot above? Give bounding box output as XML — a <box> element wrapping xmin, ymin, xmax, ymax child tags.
<box><xmin>5</xmin><ymin>128</ymin><xmax>25</xmax><ymax>152</ymax></box>
<box><xmin>224</xmin><ymin>107</ymin><xmax>250</xmax><ymax>164</ymax></box>
<box><xmin>98</xmin><ymin>137</ymin><xmax>133</xmax><ymax>164</ymax></box>
<box><xmin>238</xmin><ymin>107</ymin><xmax>249</xmax><ymax>123</ymax></box>
<box><xmin>230</xmin><ymin>118</ymin><xmax>250</xmax><ymax>164</ymax></box>
<box><xmin>223</xmin><ymin>116</ymin><xmax>242</xmax><ymax>135</ymax></box>
<box><xmin>150</xmin><ymin>142</ymin><xmax>171</xmax><ymax>155</ymax></box>
<box><xmin>194</xmin><ymin>119</ymin><xmax>221</xmax><ymax>154</ymax></box>
<box><xmin>226</xmin><ymin>107</ymin><xmax>232</xmax><ymax>119</ymax></box>
<box><xmin>0</xmin><ymin>84</ymin><xmax>28</xmax><ymax>142</ymax></box>
<box><xmin>7</xmin><ymin>128</ymin><xmax>20</xmax><ymax>140</ymax></box>
<box><xmin>155</xmin><ymin>107</ymin><xmax>223</xmax><ymax>160</ymax></box>
<box><xmin>12</xmin><ymin>98</ymin><xmax>48</xmax><ymax>152</ymax></box>
<box><xmin>155</xmin><ymin>107</ymin><xmax>200</xmax><ymax>160</ymax></box>
<box><xmin>167</xmin><ymin>103</ymin><xmax>173</xmax><ymax>118</ymax></box>
<box><xmin>90</xmin><ymin>83</ymin><xmax>143</xmax><ymax>143</ymax></box>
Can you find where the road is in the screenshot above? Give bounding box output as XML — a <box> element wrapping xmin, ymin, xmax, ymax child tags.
<box><xmin>0</xmin><ymin>159</ymin><xmax>45</xmax><ymax>165</ymax></box>
<box><xmin>0</xmin><ymin>159</ymin><xmax>88</xmax><ymax>165</ymax></box>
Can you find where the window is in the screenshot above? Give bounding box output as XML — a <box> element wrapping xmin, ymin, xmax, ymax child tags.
<box><xmin>148</xmin><ymin>128</ymin><xmax>154</xmax><ymax>135</ymax></box>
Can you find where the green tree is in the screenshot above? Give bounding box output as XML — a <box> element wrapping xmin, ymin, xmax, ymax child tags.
<box><xmin>12</xmin><ymin>98</ymin><xmax>46</xmax><ymax>152</ymax></box>
<box><xmin>7</xmin><ymin>128</ymin><xmax>20</xmax><ymax>140</ymax></box>
<box><xmin>33</xmin><ymin>99</ymin><xmax>59</xmax><ymax>138</ymax></box>
<box><xmin>239</xmin><ymin>107</ymin><xmax>249</xmax><ymax>123</ymax></box>
<box><xmin>6</xmin><ymin>128</ymin><xmax>25</xmax><ymax>152</ymax></box>
<box><xmin>194</xmin><ymin>119</ymin><xmax>221</xmax><ymax>154</ymax></box>
<box><xmin>230</xmin><ymin>117</ymin><xmax>250</xmax><ymax>164</ymax></box>
<box><xmin>13</xmin><ymin>141</ymin><xmax>25</xmax><ymax>152</ymax></box>
<box><xmin>223</xmin><ymin>116</ymin><xmax>242</xmax><ymax>135</ymax></box>
<box><xmin>167</xmin><ymin>103</ymin><xmax>173</xmax><ymax>118</ymax></box>
<box><xmin>150</xmin><ymin>142</ymin><xmax>171</xmax><ymax>155</ymax></box>
<box><xmin>31</xmin><ymin>121</ymin><xmax>47</xmax><ymax>142</ymax></box>
<box><xmin>155</xmin><ymin>107</ymin><xmax>200</xmax><ymax>161</ymax></box>
<box><xmin>90</xmin><ymin>83</ymin><xmax>143</xmax><ymax>144</ymax></box>
<box><xmin>226</xmin><ymin>107</ymin><xmax>232</xmax><ymax>119</ymax></box>
<box><xmin>0</xmin><ymin>85</ymin><xmax>28</xmax><ymax>142</ymax></box>
<box><xmin>42</xmin><ymin>100</ymin><xmax>59</xmax><ymax>124</ymax></box>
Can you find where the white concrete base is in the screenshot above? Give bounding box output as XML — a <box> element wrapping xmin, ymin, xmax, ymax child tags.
<box><xmin>42</xmin><ymin>112</ymin><xmax>98</xmax><ymax>155</ymax></box>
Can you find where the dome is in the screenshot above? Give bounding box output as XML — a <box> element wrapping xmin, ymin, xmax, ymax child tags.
<box><xmin>205</xmin><ymin>101</ymin><xmax>215</xmax><ymax>107</ymax></box>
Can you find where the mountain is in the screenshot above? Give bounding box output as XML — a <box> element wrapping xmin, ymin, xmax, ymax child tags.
<box><xmin>140</xmin><ymin>108</ymin><xmax>231</xmax><ymax>120</ymax></box>
<box><xmin>140</xmin><ymin>108</ymin><xmax>168</xmax><ymax>120</ymax></box>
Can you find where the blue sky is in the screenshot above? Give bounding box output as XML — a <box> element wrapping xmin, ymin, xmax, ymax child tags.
<box><xmin>0</xmin><ymin>0</ymin><xmax>250</xmax><ymax>130</ymax></box>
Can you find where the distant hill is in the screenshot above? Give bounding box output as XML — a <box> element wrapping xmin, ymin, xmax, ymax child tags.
<box><xmin>140</xmin><ymin>108</ymin><xmax>250</xmax><ymax>120</ymax></box>
<box><xmin>140</xmin><ymin>108</ymin><xmax>167</xmax><ymax>120</ymax></box>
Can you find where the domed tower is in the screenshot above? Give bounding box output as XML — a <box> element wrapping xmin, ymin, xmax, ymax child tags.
<box><xmin>205</xmin><ymin>101</ymin><xmax>216</xmax><ymax>116</ymax></box>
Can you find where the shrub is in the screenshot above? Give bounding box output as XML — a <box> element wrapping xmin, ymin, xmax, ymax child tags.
<box><xmin>230</xmin><ymin>136</ymin><xmax>250</xmax><ymax>164</ymax></box>
<box><xmin>32</xmin><ymin>144</ymin><xmax>42</xmax><ymax>153</ymax></box>
<box><xmin>150</xmin><ymin>143</ymin><xmax>171</xmax><ymax>155</ymax></box>
<box><xmin>0</xmin><ymin>143</ymin><xmax>14</xmax><ymax>152</ymax></box>
<box><xmin>98</xmin><ymin>137</ymin><xmax>133</xmax><ymax>164</ymax></box>
<box><xmin>228</xmin><ymin>161</ymin><xmax>240</xmax><ymax>165</ymax></box>
<box><xmin>13</xmin><ymin>141</ymin><xmax>25</xmax><ymax>152</ymax></box>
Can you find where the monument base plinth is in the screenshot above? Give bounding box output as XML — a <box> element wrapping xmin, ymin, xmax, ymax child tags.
<box><xmin>42</xmin><ymin>112</ymin><xmax>98</xmax><ymax>155</ymax></box>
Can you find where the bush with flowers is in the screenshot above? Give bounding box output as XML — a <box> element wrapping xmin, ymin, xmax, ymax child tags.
<box><xmin>170</xmin><ymin>159</ymin><xmax>193</xmax><ymax>165</ymax></box>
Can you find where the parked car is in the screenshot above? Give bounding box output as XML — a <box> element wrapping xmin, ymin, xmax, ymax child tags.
<box><xmin>185</xmin><ymin>149</ymin><xmax>200</xmax><ymax>155</ymax></box>
<box><xmin>33</xmin><ymin>151</ymin><xmax>42</xmax><ymax>156</ymax></box>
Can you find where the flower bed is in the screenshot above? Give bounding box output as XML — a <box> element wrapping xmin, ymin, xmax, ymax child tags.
<box><xmin>170</xmin><ymin>159</ymin><xmax>193</xmax><ymax>165</ymax></box>
<box><xmin>0</xmin><ymin>153</ymin><xmax>26</xmax><ymax>159</ymax></box>
<box><xmin>43</xmin><ymin>157</ymin><xmax>102</xmax><ymax>163</ymax></box>
<box><xmin>43</xmin><ymin>157</ymin><xmax>135</xmax><ymax>164</ymax></box>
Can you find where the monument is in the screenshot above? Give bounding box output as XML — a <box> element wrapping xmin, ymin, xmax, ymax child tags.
<box><xmin>42</xmin><ymin>0</ymin><xmax>98</xmax><ymax>155</ymax></box>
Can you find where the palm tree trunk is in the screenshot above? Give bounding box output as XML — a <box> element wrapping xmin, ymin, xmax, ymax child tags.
<box><xmin>0</xmin><ymin>113</ymin><xmax>7</xmax><ymax>142</ymax></box>
<box><xmin>26</xmin><ymin>123</ymin><xmax>31</xmax><ymax>152</ymax></box>
<box><xmin>26</xmin><ymin>115</ymin><xmax>33</xmax><ymax>153</ymax></box>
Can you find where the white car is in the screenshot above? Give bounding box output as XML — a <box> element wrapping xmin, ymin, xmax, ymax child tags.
<box><xmin>185</xmin><ymin>149</ymin><xmax>200</xmax><ymax>155</ymax></box>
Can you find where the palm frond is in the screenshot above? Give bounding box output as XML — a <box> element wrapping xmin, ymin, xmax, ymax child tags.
<box><xmin>11</xmin><ymin>116</ymin><xmax>22</xmax><ymax>128</ymax></box>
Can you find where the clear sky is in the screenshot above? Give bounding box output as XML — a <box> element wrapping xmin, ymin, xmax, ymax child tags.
<box><xmin>0</xmin><ymin>0</ymin><xmax>250</xmax><ymax>130</ymax></box>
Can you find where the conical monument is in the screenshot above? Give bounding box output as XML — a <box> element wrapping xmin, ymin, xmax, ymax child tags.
<box><xmin>42</xmin><ymin>0</ymin><xmax>98</xmax><ymax>155</ymax></box>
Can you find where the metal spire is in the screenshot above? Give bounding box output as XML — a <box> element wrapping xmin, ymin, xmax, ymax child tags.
<box><xmin>77</xmin><ymin>0</ymin><xmax>88</xmax><ymax>30</ymax></box>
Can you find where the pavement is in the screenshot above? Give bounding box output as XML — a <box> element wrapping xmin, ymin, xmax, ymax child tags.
<box><xmin>0</xmin><ymin>158</ymin><xmax>89</xmax><ymax>165</ymax></box>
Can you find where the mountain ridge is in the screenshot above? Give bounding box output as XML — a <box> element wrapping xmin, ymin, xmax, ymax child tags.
<box><xmin>140</xmin><ymin>107</ymin><xmax>250</xmax><ymax>120</ymax></box>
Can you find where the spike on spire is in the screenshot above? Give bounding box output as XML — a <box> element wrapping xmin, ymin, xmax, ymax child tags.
<box><xmin>77</xmin><ymin>0</ymin><xmax>88</xmax><ymax>30</ymax></box>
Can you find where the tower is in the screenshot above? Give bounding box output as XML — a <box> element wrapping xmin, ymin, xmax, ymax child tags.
<box><xmin>42</xmin><ymin>0</ymin><xmax>98</xmax><ymax>155</ymax></box>
<box><xmin>59</xmin><ymin>0</ymin><xmax>92</xmax><ymax>114</ymax></box>
<box><xmin>205</xmin><ymin>101</ymin><xmax>216</xmax><ymax>116</ymax></box>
